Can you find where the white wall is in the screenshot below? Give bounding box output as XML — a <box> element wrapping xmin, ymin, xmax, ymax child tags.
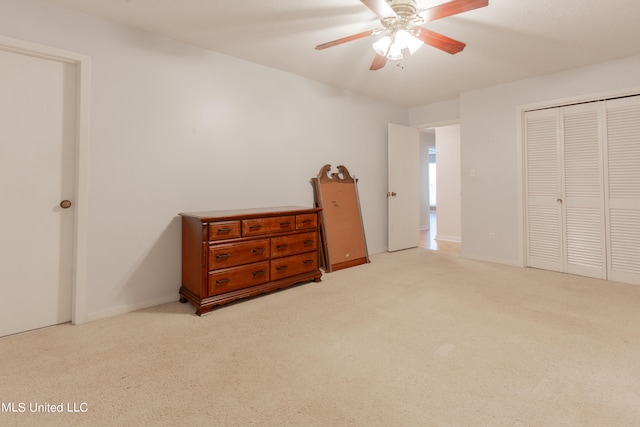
<box><xmin>0</xmin><ymin>0</ymin><xmax>409</xmax><ymax>319</ymax></box>
<box><xmin>434</xmin><ymin>125</ymin><xmax>461</xmax><ymax>242</ymax></box>
<box><xmin>410</xmin><ymin>98</ymin><xmax>460</xmax><ymax>127</ymax></box>
<box><xmin>459</xmin><ymin>56</ymin><xmax>640</xmax><ymax>265</ymax></box>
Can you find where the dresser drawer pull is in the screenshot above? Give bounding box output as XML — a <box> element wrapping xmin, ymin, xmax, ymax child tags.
<box><xmin>252</xmin><ymin>270</ymin><xmax>266</xmax><ymax>277</ymax></box>
<box><xmin>216</xmin><ymin>278</ymin><xmax>231</xmax><ymax>285</ymax></box>
<box><xmin>252</xmin><ymin>247</ymin><xmax>265</xmax><ymax>254</ymax></box>
<box><xmin>276</xmin><ymin>244</ymin><xmax>288</xmax><ymax>250</ymax></box>
<box><xmin>217</xmin><ymin>227</ymin><xmax>233</xmax><ymax>234</ymax></box>
<box><xmin>249</xmin><ymin>225</ymin><xmax>262</xmax><ymax>231</ymax></box>
<box><xmin>216</xmin><ymin>253</ymin><xmax>231</xmax><ymax>259</ymax></box>
<box><xmin>303</xmin><ymin>240</ymin><xmax>314</xmax><ymax>246</ymax></box>
<box><xmin>303</xmin><ymin>260</ymin><xmax>314</xmax><ymax>266</ymax></box>
<box><xmin>276</xmin><ymin>265</ymin><xmax>289</xmax><ymax>272</ymax></box>
<box><xmin>279</xmin><ymin>221</ymin><xmax>291</xmax><ymax>228</ymax></box>
<box><xmin>302</xmin><ymin>219</ymin><xmax>312</xmax><ymax>224</ymax></box>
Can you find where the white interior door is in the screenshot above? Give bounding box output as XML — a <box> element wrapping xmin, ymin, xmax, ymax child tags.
<box><xmin>388</xmin><ymin>123</ymin><xmax>420</xmax><ymax>252</ymax></box>
<box><xmin>0</xmin><ymin>48</ymin><xmax>77</xmax><ymax>336</ymax></box>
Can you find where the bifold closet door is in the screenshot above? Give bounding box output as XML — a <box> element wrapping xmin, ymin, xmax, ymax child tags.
<box><xmin>525</xmin><ymin>104</ymin><xmax>606</xmax><ymax>279</ymax></box>
<box><xmin>605</xmin><ymin>96</ymin><xmax>640</xmax><ymax>285</ymax></box>
<box><xmin>525</xmin><ymin>108</ymin><xmax>563</xmax><ymax>272</ymax></box>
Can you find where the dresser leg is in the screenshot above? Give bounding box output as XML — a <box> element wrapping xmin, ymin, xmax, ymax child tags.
<box><xmin>195</xmin><ymin>305</ymin><xmax>214</xmax><ymax>316</ymax></box>
<box><xmin>179</xmin><ymin>296</ymin><xmax>188</xmax><ymax>303</ymax></box>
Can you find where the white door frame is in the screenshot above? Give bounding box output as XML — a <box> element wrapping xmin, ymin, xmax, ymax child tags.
<box><xmin>414</xmin><ymin>119</ymin><xmax>461</xmax><ymax>247</ymax></box>
<box><xmin>0</xmin><ymin>35</ymin><xmax>90</xmax><ymax>325</ymax></box>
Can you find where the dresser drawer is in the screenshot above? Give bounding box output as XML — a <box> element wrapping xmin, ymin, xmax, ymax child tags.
<box><xmin>271</xmin><ymin>231</ymin><xmax>318</xmax><ymax>258</ymax></box>
<box><xmin>208</xmin><ymin>221</ymin><xmax>241</xmax><ymax>241</ymax></box>
<box><xmin>242</xmin><ymin>216</ymin><xmax>295</xmax><ymax>236</ymax></box>
<box><xmin>208</xmin><ymin>261</ymin><xmax>270</xmax><ymax>296</ymax></box>
<box><xmin>296</xmin><ymin>213</ymin><xmax>317</xmax><ymax>230</ymax></box>
<box><xmin>209</xmin><ymin>239</ymin><xmax>270</xmax><ymax>270</ymax></box>
<box><xmin>270</xmin><ymin>253</ymin><xmax>318</xmax><ymax>281</ymax></box>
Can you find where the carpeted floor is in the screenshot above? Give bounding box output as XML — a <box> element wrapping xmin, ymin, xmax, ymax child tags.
<box><xmin>1</xmin><ymin>248</ymin><xmax>639</xmax><ymax>426</ymax></box>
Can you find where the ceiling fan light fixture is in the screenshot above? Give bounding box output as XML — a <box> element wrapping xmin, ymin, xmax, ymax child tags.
<box><xmin>372</xmin><ymin>35</ymin><xmax>392</xmax><ymax>56</ymax></box>
<box><xmin>406</xmin><ymin>34</ymin><xmax>423</xmax><ymax>55</ymax></box>
<box><xmin>373</xmin><ymin>35</ymin><xmax>403</xmax><ymax>60</ymax></box>
<box><xmin>394</xmin><ymin>29</ymin><xmax>422</xmax><ymax>55</ymax></box>
<box><xmin>394</xmin><ymin>29</ymin><xmax>411</xmax><ymax>47</ymax></box>
<box><xmin>372</xmin><ymin>29</ymin><xmax>422</xmax><ymax>60</ymax></box>
<box><xmin>386</xmin><ymin>44</ymin><xmax>403</xmax><ymax>61</ymax></box>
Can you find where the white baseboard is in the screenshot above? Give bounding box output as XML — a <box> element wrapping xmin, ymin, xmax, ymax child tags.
<box><xmin>461</xmin><ymin>252</ymin><xmax>522</xmax><ymax>267</ymax></box>
<box><xmin>85</xmin><ymin>294</ymin><xmax>179</xmax><ymax>322</ymax></box>
<box><xmin>435</xmin><ymin>234</ymin><xmax>461</xmax><ymax>243</ymax></box>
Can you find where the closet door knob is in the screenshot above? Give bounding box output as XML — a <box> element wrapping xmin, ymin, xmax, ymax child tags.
<box><xmin>60</xmin><ymin>200</ymin><xmax>72</xmax><ymax>209</ymax></box>
<box><xmin>557</xmin><ymin>198</ymin><xmax>563</xmax><ymax>204</ymax></box>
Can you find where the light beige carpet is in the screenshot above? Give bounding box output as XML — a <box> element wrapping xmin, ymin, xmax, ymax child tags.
<box><xmin>1</xmin><ymin>248</ymin><xmax>639</xmax><ymax>426</ymax></box>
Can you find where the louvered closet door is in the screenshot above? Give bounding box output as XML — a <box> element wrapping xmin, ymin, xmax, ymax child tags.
<box><xmin>525</xmin><ymin>108</ymin><xmax>563</xmax><ymax>272</ymax></box>
<box><xmin>605</xmin><ymin>95</ymin><xmax>640</xmax><ymax>285</ymax></box>
<box><xmin>561</xmin><ymin>103</ymin><xmax>606</xmax><ymax>279</ymax></box>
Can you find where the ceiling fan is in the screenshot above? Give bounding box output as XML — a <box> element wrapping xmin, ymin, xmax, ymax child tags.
<box><xmin>315</xmin><ymin>0</ymin><xmax>488</xmax><ymax>70</ymax></box>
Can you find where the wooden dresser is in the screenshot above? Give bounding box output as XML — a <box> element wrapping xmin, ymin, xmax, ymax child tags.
<box><xmin>179</xmin><ymin>206</ymin><xmax>322</xmax><ymax>315</ymax></box>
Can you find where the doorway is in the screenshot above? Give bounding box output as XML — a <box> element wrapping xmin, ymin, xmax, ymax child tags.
<box><xmin>418</xmin><ymin>125</ymin><xmax>461</xmax><ymax>254</ymax></box>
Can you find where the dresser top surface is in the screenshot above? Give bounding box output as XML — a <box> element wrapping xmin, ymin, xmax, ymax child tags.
<box><xmin>180</xmin><ymin>206</ymin><xmax>321</xmax><ymax>221</ymax></box>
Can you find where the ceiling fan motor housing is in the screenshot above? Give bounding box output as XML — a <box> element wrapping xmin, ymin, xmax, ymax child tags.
<box><xmin>387</xmin><ymin>0</ymin><xmax>417</xmax><ymax>17</ymax></box>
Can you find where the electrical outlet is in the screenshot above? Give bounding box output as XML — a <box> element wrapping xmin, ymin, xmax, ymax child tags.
<box><xmin>488</xmin><ymin>232</ymin><xmax>496</xmax><ymax>242</ymax></box>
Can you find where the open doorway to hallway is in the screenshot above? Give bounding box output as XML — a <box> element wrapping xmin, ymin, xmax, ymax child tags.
<box><xmin>418</xmin><ymin>126</ymin><xmax>461</xmax><ymax>255</ymax></box>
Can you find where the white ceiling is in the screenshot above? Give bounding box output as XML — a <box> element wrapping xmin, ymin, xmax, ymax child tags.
<box><xmin>40</xmin><ymin>0</ymin><xmax>640</xmax><ymax>107</ymax></box>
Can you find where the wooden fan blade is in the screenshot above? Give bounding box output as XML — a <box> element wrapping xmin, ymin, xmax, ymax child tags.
<box><xmin>419</xmin><ymin>0</ymin><xmax>488</xmax><ymax>23</ymax></box>
<box><xmin>415</xmin><ymin>28</ymin><xmax>466</xmax><ymax>54</ymax></box>
<box><xmin>370</xmin><ymin>54</ymin><xmax>387</xmax><ymax>71</ymax></box>
<box><xmin>360</xmin><ymin>0</ymin><xmax>397</xmax><ymax>19</ymax></box>
<box><xmin>315</xmin><ymin>29</ymin><xmax>377</xmax><ymax>50</ymax></box>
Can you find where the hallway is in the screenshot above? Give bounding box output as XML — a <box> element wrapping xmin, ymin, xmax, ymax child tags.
<box><xmin>419</xmin><ymin>211</ymin><xmax>461</xmax><ymax>254</ymax></box>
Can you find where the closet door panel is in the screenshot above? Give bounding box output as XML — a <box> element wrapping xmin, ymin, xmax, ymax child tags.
<box><xmin>525</xmin><ymin>108</ymin><xmax>563</xmax><ymax>271</ymax></box>
<box><xmin>565</xmin><ymin>207</ymin><xmax>604</xmax><ymax>275</ymax></box>
<box><xmin>527</xmin><ymin>204</ymin><xmax>562</xmax><ymax>269</ymax></box>
<box><xmin>562</xmin><ymin>103</ymin><xmax>606</xmax><ymax>278</ymax></box>
<box><xmin>606</xmin><ymin>96</ymin><xmax>640</xmax><ymax>284</ymax></box>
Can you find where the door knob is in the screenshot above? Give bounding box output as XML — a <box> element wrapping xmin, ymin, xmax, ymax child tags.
<box><xmin>556</xmin><ymin>198</ymin><xmax>563</xmax><ymax>204</ymax></box>
<box><xmin>387</xmin><ymin>192</ymin><xmax>397</xmax><ymax>198</ymax></box>
<box><xmin>60</xmin><ymin>200</ymin><xmax>72</xmax><ymax>209</ymax></box>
